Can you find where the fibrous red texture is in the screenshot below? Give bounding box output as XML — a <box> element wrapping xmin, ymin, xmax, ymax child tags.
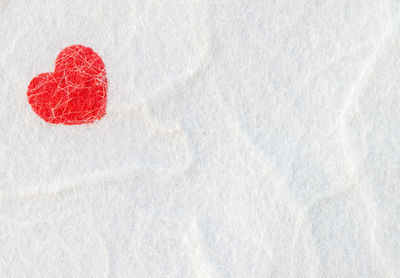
<box><xmin>27</xmin><ymin>45</ymin><xmax>107</xmax><ymax>125</ymax></box>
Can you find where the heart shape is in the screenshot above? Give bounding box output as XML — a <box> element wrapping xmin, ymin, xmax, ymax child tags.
<box><xmin>27</xmin><ymin>45</ymin><xmax>107</xmax><ymax>125</ymax></box>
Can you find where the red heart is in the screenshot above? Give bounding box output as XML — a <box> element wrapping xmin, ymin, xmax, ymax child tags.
<box><xmin>27</xmin><ymin>45</ymin><xmax>107</xmax><ymax>125</ymax></box>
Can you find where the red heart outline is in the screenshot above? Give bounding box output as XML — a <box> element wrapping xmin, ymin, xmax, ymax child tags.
<box><xmin>27</xmin><ymin>45</ymin><xmax>107</xmax><ymax>125</ymax></box>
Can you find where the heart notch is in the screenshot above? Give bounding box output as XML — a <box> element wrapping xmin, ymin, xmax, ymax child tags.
<box><xmin>27</xmin><ymin>45</ymin><xmax>107</xmax><ymax>125</ymax></box>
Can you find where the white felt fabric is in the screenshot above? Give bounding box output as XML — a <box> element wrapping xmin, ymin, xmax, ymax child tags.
<box><xmin>0</xmin><ymin>0</ymin><xmax>399</xmax><ymax>277</ymax></box>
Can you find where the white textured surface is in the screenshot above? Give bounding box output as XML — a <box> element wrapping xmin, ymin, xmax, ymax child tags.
<box><xmin>0</xmin><ymin>0</ymin><xmax>399</xmax><ymax>277</ymax></box>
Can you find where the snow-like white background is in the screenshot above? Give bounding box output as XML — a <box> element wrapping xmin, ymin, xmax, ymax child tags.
<box><xmin>0</xmin><ymin>0</ymin><xmax>399</xmax><ymax>277</ymax></box>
